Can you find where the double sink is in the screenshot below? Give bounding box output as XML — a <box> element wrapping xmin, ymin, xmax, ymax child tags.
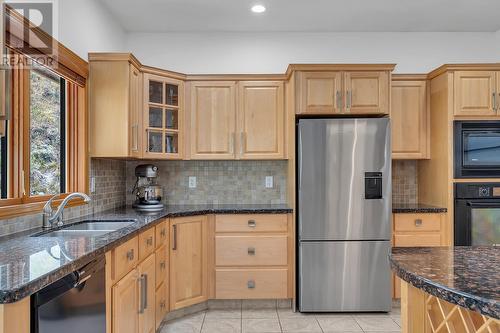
<box><xmin>32</xmin><ymin>220</ymin><xmax>136</xmax><ymax>238</ymax></box>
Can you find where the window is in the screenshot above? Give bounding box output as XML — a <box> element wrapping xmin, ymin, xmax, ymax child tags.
<box><xmin>29</xmin><ymin>65</ymin><xmax>66</xmax><ymax>196</ymax></box>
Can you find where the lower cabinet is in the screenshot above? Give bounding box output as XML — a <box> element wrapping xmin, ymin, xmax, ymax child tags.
<box><xmin>138</xmin><ymin>254</ymin><xmax>156</xmax><ymax>333</ymax></box>
<box><xmin>169</xmin><ymin>215</ymin><xmax>208</xmax><ymax>310</ymax></box>
<box><xmin>112</xmin><ymin>269</ymin><xmax>139</xmax><ymax>333</ymax></box>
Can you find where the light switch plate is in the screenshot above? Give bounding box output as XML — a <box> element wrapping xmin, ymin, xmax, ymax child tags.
<box><xmin>265</xmin><ymin>176</ymin><xmax>273</xmax><ymax>188</ymax></box>
<box><xmin>188</xmin><ymin>176</ymin><xmax>197</xmax><ymax>188</ymax></box>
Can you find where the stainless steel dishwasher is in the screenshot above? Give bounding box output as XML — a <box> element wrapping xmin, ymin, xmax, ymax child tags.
<box><xmin>31</xmin><ymin>256</ymin><xmax>106</xmax><ymax>333</ymax></box>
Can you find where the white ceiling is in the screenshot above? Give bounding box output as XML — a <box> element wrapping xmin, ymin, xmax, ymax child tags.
<box><xmin>99</xmin><ymin>0</ymin><xmax>500</xmax><ymax>33</ymax></box>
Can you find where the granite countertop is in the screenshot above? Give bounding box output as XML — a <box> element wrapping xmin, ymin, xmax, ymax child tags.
<box><xmin>392</xmin><ymin>203</ymin><xmax>447</xmax><ymax>214</ymax></box>
<box><xmin>0</xmin><ymin>204</ymin><xmax>291</xmax><ymax>304</ymax></box>
<box><xmin>390</xmin><ymin>247</ymin><xmax>499</xmax><ymax>319</ymax></box>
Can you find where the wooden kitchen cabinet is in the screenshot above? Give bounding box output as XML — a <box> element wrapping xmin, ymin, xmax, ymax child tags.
<box><xmin>89</xmin><ymin>55</ymin><xmax>143</xmax><ymax>158</ymax></box>
<box><xmin>138</xmin><ymin>254</ymin><xmax>156</xmax><ymax>333</ymax></box>
<box><xmin>391</xmin><ymin>78</ymin><xmax>429</xmax><ymax>159</ymax></box>
<box><xmin>453</xmin><ymin>71</ymin><xmax>497</xmax><ymax>116</ymax></box>
<box><xmin>112</xmin><ymin>269</ymin><xmax>139</xmax><ymax>333</ymax></box>
<box><xmin>238</xmin><ymin>81</ymin><xmax>284</xmax><ymax>159</ymax></box>
<box><xmin>188</xmin><ymin>81</ymin><xmax>237</xmax><ymax>159</ymax></box>
<box><xmin>143</xmin><ymin>74</ymin><xmax>184</xmax><ymax>159</ymax></box>
<box><xmin>297</xmin><ymin>68</ymin><xmax>391</xmax><ymax>115</ymax></box>
<box><xmin>297</xmin><ymin>71</ymin><xmax>342</xmax><ymax>114</ymax></box>
<box><xmin>169</xmin><ymin>215</ymin><xmax>208</xmax><ymax>310</ymax></box>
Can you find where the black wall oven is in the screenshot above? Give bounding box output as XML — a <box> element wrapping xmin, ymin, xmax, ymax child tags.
<box><xmin>454</xmin><ymin>121</ymin><xmax>500</xmax><ymax>178</ymax></box>
<box><xmin>454</xmin><ymin>183</ymin><xmax>500</xmax><ymax>246</ymax></box>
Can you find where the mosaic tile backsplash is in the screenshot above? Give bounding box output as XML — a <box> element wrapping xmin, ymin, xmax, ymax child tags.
<box><xmin>392</xmin><ymin>160</ymin><xmax>418</xmax><ymax>204</ymax></box>
<box><xmin>125</xmin><ymin>160</ymin><xmax>288</xmax><ymax>205</ymax></box>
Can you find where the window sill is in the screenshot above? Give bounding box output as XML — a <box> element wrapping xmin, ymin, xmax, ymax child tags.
<box><xmin>0</xmin><ymin>196</ymin><xmax>89</xmax><ymax>220</ymax></box>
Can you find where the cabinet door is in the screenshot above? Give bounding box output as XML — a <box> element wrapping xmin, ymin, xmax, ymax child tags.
<box><xmin>454</xmin><ymin>71</ymin><xmax>496</xmax><ymax>116</ymax></box>
<box><xmin>170</xmin><ymin>215</ymin><xmax>208</xmax><ymax>310</ymax></box>
<box><xmin>138</xmin><ymin>254</ymin><xmax>156</xmax><ymax>333</ymax></box>
<box><xmin>391</xmin><ymin>80</ymin><xmax>429</xmax><ymax>159</ymax></box>
<box><xmin>238</xmin><ymin>81</ymin><xmax>284</xmax><ymax>159</ymax></box>
<box><xmin>189</xmin><ymin>81</ymin><xmax>237</xmax><ymax>159</ymax></box>
<box><xmin>344</xmin><ymin>71</ymin><xmax>389</xmax><ymax>115</ymax></box>
<box><xmin>497</xmin><ymin>72</ymin><xmax>500</xmax><ymax>114</ymax></box>
<box><xmin>129</xmin><ymin>65</ymin><xmax>143</xmax><ymax>158</ymax></box>
<box><xmin>298</xmin><ymin>72</ymin><xmax>342</xmax><ymax>114</ymax></box>
<box><xmin>143</xmin><ymin>74</ymin><xmax>184</xmax><ymax>159</ymax></box>
<box><xmin>112</xmin><ymin>269</ymin><xmax>139</xmax><ymax>333</ymax></box>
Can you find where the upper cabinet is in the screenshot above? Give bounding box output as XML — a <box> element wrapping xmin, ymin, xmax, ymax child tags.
<box><xmin>188</xmin><ymin>81</ymin><xmax>237</xmax><ymax>159</ymax></box>
<box><xmin>89</xmin><ymin>57</ymin><xmax>143</xmax><ymax>158</ymax></box>
<box><xmin>391</xmin><ymin>77</ymin><xmax>429</xmax><ymax>159</ymax></box>
<box><xmin>143</xmin><ymin>74</ymin><xmax>184</xmax><ymax>159</ymax></box>
<box><xmin>296</xmin><ymin>67</ymin><xmax>392</xmax><ymax>115</ymax></box>
<box><xmin>453</xmin><ymin>71</ymin><xmax>499</xmax><ymax>117</ymax></box>
<box><xmin>188</xmin><ymin>81</ymin><xmax>285</xmax><ymax>160</ymax></box>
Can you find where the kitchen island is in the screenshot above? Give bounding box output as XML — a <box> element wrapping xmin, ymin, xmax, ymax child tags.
<box><xmin>390</xmin><ymin>247</ymin><xmax>499</xmax><ymax>333</ymax></box>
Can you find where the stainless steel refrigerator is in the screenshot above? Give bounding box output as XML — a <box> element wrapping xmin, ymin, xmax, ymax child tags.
<box><xmin>297</xmin><ymin>118</ymin><xmax>391</xmax><ymax>312</ymax></box>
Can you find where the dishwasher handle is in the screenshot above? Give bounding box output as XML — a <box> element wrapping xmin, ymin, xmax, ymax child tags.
<box><xmin>75</xmin><ymin>257</ymin><xmax>105</xmax><ymax>287</ymax></box>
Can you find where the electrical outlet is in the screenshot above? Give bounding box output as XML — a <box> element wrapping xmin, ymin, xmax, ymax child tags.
<box><xmin>265</xmin><ymin>176</ymin><xmax>273</xmax><ymax>188</ymax></box>
<box><xmin>90</xmin><ymin>177</ymin><xmax>96</xmax><ymax>193</ymax></box>
<box><xmin>188</xmin><ymin>176</ymin><xmax>197</xmax><ymax>188</ymax></box>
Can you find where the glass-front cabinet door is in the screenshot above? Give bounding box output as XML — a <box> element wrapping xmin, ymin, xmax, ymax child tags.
<box><xmin>143</xmin><ymin>74</ymin><xmax>183</xmax><ymax>158</ymax></box>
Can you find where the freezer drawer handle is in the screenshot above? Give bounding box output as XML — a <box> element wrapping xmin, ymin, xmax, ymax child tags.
<box><xmin>414</xmin><ymin>219</ymin><xmax>423</xmax><ymax>227</ymax></box>
<box><xmin>247</xmin><ymin>280</ymin><xmax>255</xmax><ymax>289</ymax></box>
<box><xmin>247</xmin><ymin>247</ymin><xmax>256</xmax><ymax>255</ymax></box>
<box><xmin>248</xmin><ymin>220</ymin><xmax>256</xmax><ymax>228</ymax></box>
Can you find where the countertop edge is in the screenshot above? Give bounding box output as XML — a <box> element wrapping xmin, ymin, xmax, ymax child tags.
<box><xmin>389</xmin><ymin>254</ymin><xmax>499</xmax><ymax>319</ymax></box>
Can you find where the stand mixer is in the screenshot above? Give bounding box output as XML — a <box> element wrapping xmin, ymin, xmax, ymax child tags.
<box><xmin>131</xmin><ymin>164</ymin><xmax>165</xmax><ymax>212</ymax></box>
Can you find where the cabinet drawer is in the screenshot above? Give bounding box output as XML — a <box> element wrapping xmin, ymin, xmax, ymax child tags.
<box><xmin>393</xmin><ymin>233</ymin><xmax>441</xmax><ymax>247</ymax></box>
<box><xmin>216</xmin><ymin>214</ymin><xmax>287</xmax><ymax>233</ymax></box>
<box><xmin>155</xmin><ymin>245</ymin><xmax>167</xmax><ymax>289</ymax></box>
<box><xmin>112</xmin><ymin>236</ymin><xmax>139</xmax><ymax>281</ymax></box>
<box><xmin>139</xmin><ymin>227</ymin><xmax>156</xmax><ymax>261</ymax></box>
<box><xmin>216</xmin><ymin>269</ymin><xmax>288</xmax><ymax>299</ymax></box>
<box><xmin>155</xmin><ymin>220</ymin><xmax>168</xmax><ymax>249</ymax></box>
<box><xmin>216</xmin><ymin>235</ymin><xmax>287</xmax><ymax>266</ymax></box>
<box><xmin>155</xmin><ymin>283</ymin><xmax>167</xmax><ymax>330</ymax></box>
<box><xmin>394</xmin><ymin>213</ymin><xmax>441</xmax><ymax>232</ymax></box>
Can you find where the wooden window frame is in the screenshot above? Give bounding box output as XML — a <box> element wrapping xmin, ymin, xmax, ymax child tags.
<box><xmin>0</xmin><ymin>6</ymin><xmax>88</xmax><ymax>219</ymax></box>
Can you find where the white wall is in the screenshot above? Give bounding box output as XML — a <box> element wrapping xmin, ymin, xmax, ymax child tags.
<box><xmin>58</xmin><ymin>0</ymin><xmax>125</xmax><ymax>60</ymax></box>
<box><xmin>126</xmin><ymin>32</ymin><xmax>500</xmax><ymax>74</ymax></box>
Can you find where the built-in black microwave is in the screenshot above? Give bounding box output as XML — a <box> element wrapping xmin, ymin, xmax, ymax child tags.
<box><xmin>454</xmin><ymin>121</ymin><xmax>500</xmax><ymax>178</ymax></box>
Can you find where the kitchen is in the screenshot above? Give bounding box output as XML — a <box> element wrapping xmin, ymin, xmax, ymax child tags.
<box><xmin>0</xmin><ymin>1</ymin><xmax>498</xmax><ymax>333</ymax></box>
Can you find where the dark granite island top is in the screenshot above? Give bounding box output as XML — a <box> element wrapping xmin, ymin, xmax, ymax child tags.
<box><xmin>390</xmin><ymin>247</ymin><xmax>499</xmax><ymax>319</ymax></box>
<box><xmin>392</xmin><ymin>203</ymin><xmax>447</xmax><ymax>214</ymax></box>
<box><xmin>0</xmin><ymin>204</ymin><xmax>292</xmax><ymax>304</ymax></box>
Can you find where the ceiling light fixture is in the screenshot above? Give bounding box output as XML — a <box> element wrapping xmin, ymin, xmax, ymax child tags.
<box><xmin>251</xmin><ymin>4</ymin><xmax>266</xmax><ymax>13</ymax></box>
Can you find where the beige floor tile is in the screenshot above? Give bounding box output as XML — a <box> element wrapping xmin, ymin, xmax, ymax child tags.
<box><xmin>242</xmin><ymin>299</ymin><xmax>278</xmax><ymax>309</ymax></box>
<box><xmin>277</xmin><ymin>308</ymin><xmax>313</xmax><ymax>319</ymax></box>
<box><xmin>242</xmin><ymin>318</ymin><xmax>282</xmax><ymax>333</ymax></box>
<box><xmin>317</xmin><ymin>316</ymin><xmax>362</xmax><ymax>332</ymax></box>
<box><xmin>392</xmin><ymin>317</ymin><xmax>401</xmax><ymax>327</ymax></box>
<box><xmin>161</xmin><ymin>319</ymin><xmax>203</xmax><ymax>333</ymax></box>
<box><xmin>201</xmin><ymin>318</ymin><xmax>241</xmax><ymax>333</ymax></box>
<box><xmin>280</xmin><ymin>317</ymin><xmax>321</xmax><ymax>332</ymax></box>
<box><xmin>243</xmin><ymin>308</ymin><xmax>279</xmax><ymax>319</ymax></box>
<box><xmin>354</xmin><ymin>315</ymin><xmax>401</xmax><ymax>331</ymax></box>
<box><xmin>205</xmin><ymin>309</ymin><xmax>242</xmax><ymax>319</ymax></box>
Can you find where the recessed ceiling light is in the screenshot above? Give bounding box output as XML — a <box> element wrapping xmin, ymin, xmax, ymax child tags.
<box><xmin>251</xmin><ymin>4</ymin><xmax>266</xmax><ymax>13</ymax></box>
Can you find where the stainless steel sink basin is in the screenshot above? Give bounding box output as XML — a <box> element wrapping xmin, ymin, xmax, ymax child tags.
<box><xmin>33</xmin><ymin>220</ymin><xmax>136</xmax><ymax>237</ymax></box>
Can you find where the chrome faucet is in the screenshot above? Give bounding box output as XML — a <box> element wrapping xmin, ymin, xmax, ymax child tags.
<box><xmin>42</xmin><ymin>192</ymin><xmax>91</xmax><ymax>229</ymax></box>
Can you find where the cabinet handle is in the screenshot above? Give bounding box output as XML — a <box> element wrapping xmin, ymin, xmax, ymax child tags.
<box><xmin>172</xmin><ymin>225</ymin><xmax>177</xmax><ymax>250</ymax></box>
<box><xmin>240</xmin><ymin>132</ymin><xmax>245</xmax><ymax>156</ymax></box>
<box><xmin>346</xmin><ymin>90</ymin><xmax>351</xmax><ymax>109</ymax></box>
<box><xmin>230</xmin><ymin>132</ymin><xmax>235</xmax><ymax>154</ymax></box>
<box><xmin>146</xmin><ymin>236</ymin><xmax>153</xmax><ymax>247</ymax></box>
<box><xmin>138</xmin><ymin>274</ymin><xmax>147</xmax><ymax>313</ymax></box>
<box><xmin>248</xmin><ymin>247</ymin><xmax>256</xmax><ymax>256</ymax></box>
<box><xmin>160</xmin><ymin>228</ymin><xmax>166</xmax><ymax>237</ymax></box>
<box><xmin>336</xmin><ymin>91</ymin><xmax>342</xmax><ymax>110</ymax></box>
<box><xmin>160</xmin><ymin>261</ymin><xmax>166</xmax><ymax>270</ymax></box>
<box><xmin>247</xmin><ymin>280</ymin><xmax>255</xmax><ymax>289</ymax></box>
<box><xmin>248</xmin><ymin>219</ymin><xmax>256</xmax><ymax>228</ymax></box>
<box><xmin>414</xmin><ymin>219</ymin><xmax>423</xmax><ymax>227</ymax></box>
<box><xmin>494</xmin><ymin>92</ymin><xmax>498</xmax><ymax>112</ymax></box>
<box><xmin>160</xmin><ymin>300</ymin><xmax>166</xmax><ymax>309</ymax></box>
<box><xmin>132</xmin><ymin>124</ymin><xmax>138</xmax><ymax>151</ymax></box>
<box><xmin>126</xmin><ymin>249</ymin><xmax>134</xmax><ymax>261</ymax></box>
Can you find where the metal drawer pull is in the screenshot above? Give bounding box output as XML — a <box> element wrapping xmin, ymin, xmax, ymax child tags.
<box><xmin>160</xmin><ymin>300</ymin><xmax>166</xmax><ymax>309</ymax></box>
<box><xmin>248</xmin><ymin>220</ymin><xmax>256</xmax><ymax>228</ymax></box>
<box><xmin>172</xmin><ymin>225</ymin><xmax>177</xmax><ymax>250</ymax></box>
<box><xmin>126</xmin><ymin>249</ymin><xmax>134</xmax><ymax>261</ymax></box>
<box><xmin>493</xmin><ymin>92</ymin><xmax>497</xmax><ymax>111</ymax></box>
<box><xmin>336</xmin><ymin>91</ymin><xmax>341</xmax><ymax>109</ymax></box>
<box><xmin>138</xmin><ymin>275</ymin><xmax>147</xmax><ymax>313</ymax></box>
<box><xmin>146</xmin><ymin>236</ymin><xmax>153</xmax><ymax>246</ymax></box>
<box><xmin>160</xmin><ymin>228</ymin><xmax>166</xmax><ymax>237</ymax></box>
<box><xmin>160</xmin><ymin>261</ymin><xmax>166</xmax><ymax>269</ymax></box>
<box><xmin>248</xmin><ymin>247</ymin><xmax>256</xmax><ymax>255</ymax></box>
<box><xmin>247</xmin><ymin>280</ymin><xmax>255</xmax><ymax>289</ymax></box>
<box><xmin>415</xmin><ymin>219</ymin><xmax>423</xmax><ymax>227</ymax></box>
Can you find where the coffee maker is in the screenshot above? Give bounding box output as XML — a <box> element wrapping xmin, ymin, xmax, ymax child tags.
<box><xmin>131</xmin><ymin>164</ymin><xmax>164</xmax><ymax>212</ymax></box>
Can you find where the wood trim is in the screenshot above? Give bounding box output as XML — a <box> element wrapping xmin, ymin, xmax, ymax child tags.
<box><xmin>4</xmin><ymin>6</ymin><xmax>88</xmax><ymax>84</ymax></box>
<box><xmin>392</xmin><ymin>74</ymin><xmax>428</xmax><ymax>81</ymax></box>
<box><xmin>186</xmin><ymin>74</ymin><xmax>286</xmax><ymax>81</ymax></box>
<box><xmin>428</xmin><ymin>63</ymin><xmax>500</xmax><ymax>80</ymax></box>
<box><xmin>88</xmin><ymin>52</ymin><xmax>142</xmax><ymax>69</ymax></box>
<box><xmin>286</xmin><ymin>63</ymin><xmax>396</xmax><ymax>78</ymax></box>
<box><xmin>207</xmin><ymin>214</ymin><xmax>216</xmax><ymax>299</ymax></box>
<box><xmin>0</xmin><ymin>297</ymin><xmax>30</xmax><ymax>333</ymax></box>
